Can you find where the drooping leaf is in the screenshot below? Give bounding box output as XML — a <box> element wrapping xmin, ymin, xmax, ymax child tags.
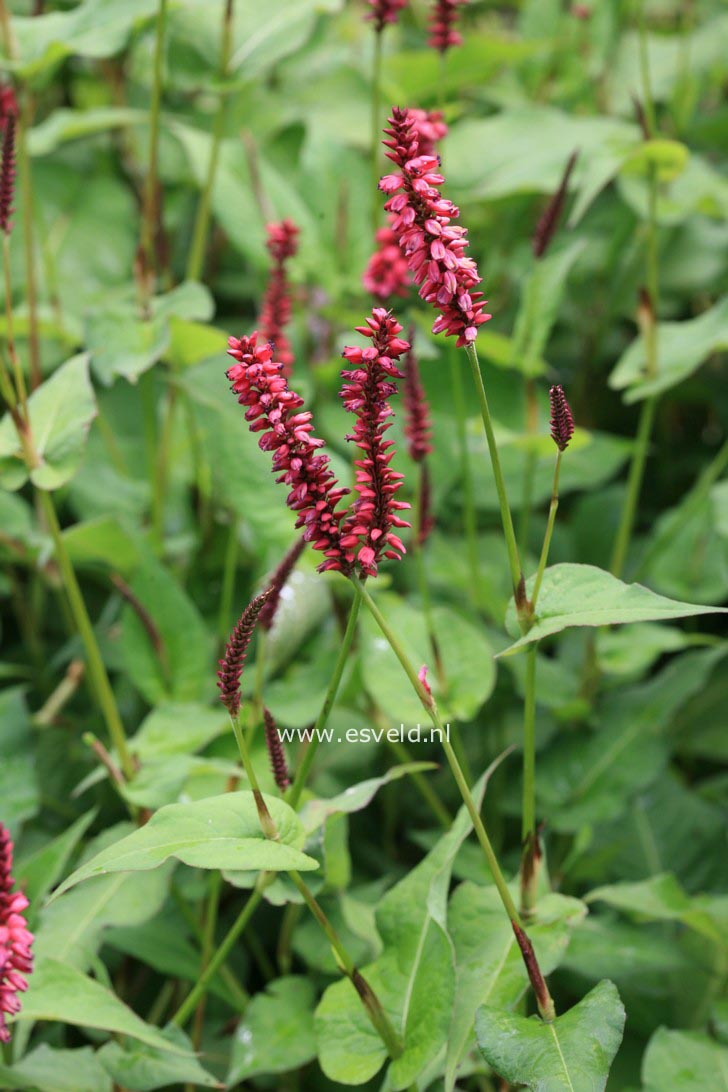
<box><xmin>0</xmin><ymin>354</ymin><xmax>97</xmax><ymax>491</ymax></box>
<box><xmin>502</xmin><ymin>564</ymin><xmax>727</xmax><ymax>655</ymax></box>
<box><xmin>587</xmin><ymin>874</ymin><xmax>724</xmax><ymax>947</ymax></box>
<box><xmin>300</xmin><ymin>762</ymin><xmax>437</xmax><ymax>834</ymax></box>
<box><xmin>641</xmin><ymin>1028</ymin><xmax>728</xmax><ymax>1092</ymax></box>
<box><xmin>97</xmin><ymin>1025</ymin><xmax>222</xmax><ymax>1091</ymax></box>
<box><xmin>51</xmin><ymin>792</ymin><xmax>318</xmax><ymax>900</ymax></box>
<box><xmin>476</xmin><ymin>979</ymin><xmax>626</xmax><ymax>1092</ymax></box>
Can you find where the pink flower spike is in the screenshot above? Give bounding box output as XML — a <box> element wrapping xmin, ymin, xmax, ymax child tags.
<box><xmin>428</xmin><ymin>0</ymin><xmax>467</xmax><ymax>54</ymax></box>
<box><xmin>418</xmin><ymin>664</ymin><xmax>432</xmax><ymax>697</ymax></box>
<box><xmin>0</xmin><ymin>825</ymin><xmax>34</xmax><ymax>1044</ymax></box>
<box><xmin>380</xmin><ymin>107</ymin><xmax>490</xmax><ymax>346</ymax></box>
<box><xmin>340</xmin><ymin>309</ymin><xmax>411</xmax><ymax>578</ymax></box>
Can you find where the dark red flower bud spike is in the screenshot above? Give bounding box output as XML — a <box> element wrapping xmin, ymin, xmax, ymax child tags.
<box><xmin>549</xmin><ymin>384</ymin><xmax>575</xmax><ymax>452</ymax></box>
<box><xmin>217</xmin><ymin>588</ymin><xmax>273</xmax><ymax>717</ymax></box>
<box><xmin>532</xmin><ymin>151</ymin><xmax>578</xmax><ymax>260</ymax></box>
<box><xmin>259</xmin><ymin>536</ymin><xmax>306</xmax><ymax>631</ymax></box>
<box><xmin>263</xmin><ymin>707</ymin><xmax>291</xmax><ymax>792</ymax></box>
<box><xmin>365</xmin><ymin>0</ymin><xmax>407</xmax><ymax>33</ymax></box>
<box><xmin>428</xmin><ymin>0</ymin><xmax>468</xmax><ymax>54</ymax></box>
<box><xmin>530</xmin><ymin>385</ymin><xmax>575</xmax><ymax>613</ymax></box>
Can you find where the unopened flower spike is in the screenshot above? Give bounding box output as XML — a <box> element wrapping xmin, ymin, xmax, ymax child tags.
<box><xmin>532</xmin><ymin>151</ymin><xmax>578</xmax><ymax>259</ymax></box>
<box><xmin>403</xmin><ymin>337</ymin><xmax>433</xmax><ymax>463</ymax></box>
<box><xmin>0</xmin><ymin>824</ymin><xmax>34</xmax><ymax>1044</ymax></box>
<box><xmin>259</xmin><ymin>219</ymin><xmax>299</xmax><ymax>378</ymax></box>
<box><xmin>217</xmin><ymin>588</ymin><xmax>273</xmax><ymax>716</ymax></box>
<box><xmin>227</xmin><ymin>333</ymin><xmax>350</xmax><ymax>573</ymax></box>
<box><xmin>428</xmin><ymin>0</ymin><xmax>468</xmax><ymax>54</ymax></box>
<box><xmin>258</xmin><ymin>536</ymin><xmax>306</xmax><ymax>631</ymax></box>
<box><xmin>340</xmin><ymin>308</ymin><xmax>412</xmax><ymax>577</ymax></box>
<box><xmin>263</xmin><ymin>707</ymin><xmax>291</xmax><ymax>792</ymax></box>
<box><xmin>379</xmin><ymin>107</ymin><xmax>491</xmax><ymax>346</ymax></box>
<box><xmin>0</xmin><ymin>111</ymin><xmax>17</xmax><ymax>236</ymax></box>
<box><xmin>549</xmin><ymin>384</ymin><xmax>575</xmax><ymax>452</ymax></box>
<box><xmin>365</xmin><ymin>0</ymin><xmax>407</xmax><ymax>33</ymax></box>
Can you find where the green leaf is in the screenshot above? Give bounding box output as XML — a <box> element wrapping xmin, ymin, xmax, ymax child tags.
<box><xmin>119</xmin><ymin>556</ymin><xmax>211</xmax><ymax>704</ymax></box>
<box><xmin>98</xmin><ymin>1025</ymin><xmax>222</xmax><ymax>1091</ymax></box>
<box><xmin>0</xmin><ymin>1045</ymin><xmax>112</xmax><ymax>1092</ymax></box>
<box><xmin>446</xmin><ymin>885</ymin><xmax>586</xmax><ymax>1090</ymax></box>
<box><xmin>130</xmin><ymin>702</ymin><xmax>228</xmax><ymax>759</ymax></box>
<box><xmin>621</xmin><ymin>139</ymin><xmax>690</xmax><ymax>182</ymax></box>
<box><xmin>610</xmin><ymin>297</ymin><xmax>728</xmax><ymax>403</ymax></box>
<box><xmin>641</xmin><ymin>1028</ymin><xmax>728</xmax><ymax>1092</ymax></box>
<box><xmin>62</xmin><ymin>515</ymin><xmax>141</xmax><ymax>572</ymax></box>
<box><xmin>476</xmin><ymin>980</ymin><xmax>626</xmax><ymax>1092</ymax></box>
<box><xmin>27</xmin><ymin>107</ymin><xmax>146</xmax><ymax>156</ymax></box>
<box><xmin>16</xmin><ymin>809</ymin><xmax>97</xmax><ymax>909</ymax></box>
<box><xmin>511</xmin><ymin>241</ymin><xmax>585</xmax><ymax>378</ymax></box>
<box><xmin>85</xmin><ymin>309</ymin><xmax>169</xmax><ymax>386</ymax></box>
<box><xmin>502</xmin><ymin>564</ymin><xmax>727</xmax><ymax>656</ymax></box>
<box><xmin>228</xmin><ymin>977</ymin><xmax>317</xmax><ymax>1084</ymax></box>
<box><xmin>315</xmin><ymin>760</ymin><xmax>505</xmax><ymax>1089</ymax></box>
<box><xmin>587</xmin><ymin>874</ymin><xmax>724</xmax><ymax>946</ymax></box>
<box><xmin>0</xmin><ymin>354</ymin><xmax>97</xmax><ymax>491</ymax></box>
<box><xmin>11</xmin><ymin>957</ymin><xmax>191</xmax><ymax>1054</ymax></box>
<box><xmin>51</xmin><ymin>792</ymin><xmax>318</xmax><ymax>900</ymax></box>
<box><xmin>300</xmin><ymin>763</ymin><xmax>437</xmax><ymax>834</ymax></box>
<box><xmin>0</xmin><ymin>686</ymin><xmax>39</xmax><ymax>827</ymax></box>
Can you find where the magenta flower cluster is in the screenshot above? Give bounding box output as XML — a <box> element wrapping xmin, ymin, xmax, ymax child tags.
<box><xmin>380</xmin><ymin>107</ymin><xmax>490</xmax><ymax>347</ymax></box>
<box><xmin>0</xmin><ymin>825</ymin><xmax>33</xmax><ymax>1044</ymax></box>
<box><xmin>340</xmin><ymin>309</ymin><xmax>411</xmax><ymax>576</ymax></box>
<box><xmin>365</xmin><ymin>0</ymin><xmax>408</xmax><ymax>33</ymax></box>
<box><xmin>227</xmin><ymin>334</ymin><xmax>350</xmax><ymax>572</ymax></box>
<box><xmin>259</xmin><ymin>219</ymin><xmax>299</xmax><ymax>378</ymax></box>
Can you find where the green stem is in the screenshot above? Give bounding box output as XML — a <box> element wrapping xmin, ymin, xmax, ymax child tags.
<box><xmin>186</xmin><ymin>0</ymin><xmax>235</xmax><ymax>281</ymax></box>
<box><xmin>463</xmin><ymin>342</ymin><xmax>524</xmax><ymax>607</ymax></box>
<box><xmin>286</xmin><ymin>588</ymin><xmax>362</xmax><ymax>808</ymax></box>
<box><xmin>36</xmin><ymin>490</ymin><xmax>135</xmax><ymax>782</ymax></box>
<box><xmin>172</xmin><ymin>879</ymin><xmax>265</xmax><ymax>1027</ymax></box>
<box><xmin>151</xmin><ymin>382</ymin><xmax>176</xmax><ymax>550</ymax></box>
<box><xmin>139</xmin><ymin>0</ymin><xmax>168</xmax><ymax>299</ymax></box>
<box><xmin>370</xmin><ymin>30</ymin><xmax>383</xmax><ymax>235</ymax></box>
<box><xmin>17</xmin><ymin>102</ymin><xmax>41</xmax><ymax>389</ymax></box>
<box><xmin>531</xmin><ymin>450</ymin><xmax>562</xmax><ymax>609</ymax></box>
<box><xmin>521</xmin><ymin>645</ymin><xmax>537</xmax><ymax>845</ymax></box>
<box><xmin>412</xmin><ymin>464</ymin><xmax>440</xmax><ymax>677</ymax></box>
<box><xmin>449</xmin><ymin>347</ymin><xmax>481</xmax><ymax>600</ymax></box>
<box><xmin>610</xmin><ymin>393</ymin><xmax>657</xmax><ymax>579</ymax></box>
<box><xmin>637</xmin><ymin>0</ymin><xmax>657</xmax><ymax>136</ymax></box>
<box><xmin>3</xmin><ymin>234</ymin><xmax>28</xmax><ymax>416</ymax></box>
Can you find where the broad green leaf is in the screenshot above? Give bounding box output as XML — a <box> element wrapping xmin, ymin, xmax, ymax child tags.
<box><xmin>130</xmin><ymin>702</ymin><xmax>228</xmax><ymax>759</ymax></box>
<box><xmin>98</xmin><ymin>1025</ymin><xmax>222</xmax><ymax>1091</ymax></box>
<box><xmin>27</xmin><ymin>107</ymin><xmax>146</xmax><ymax>156</ymax></box>
<box><xmin>595</xmin><ymin>623</ymin><xmax>697</xmax><ymax>678</ymax></box>
<box><xmin>641</xmin><ymin>492</ymin><xmax>728</xmax><ymax>605</ymax></box>
<box><xmin>587</xmin><ymin>874</ymin><xmax>724</xmax><ymax>946</ymax></box>
<box><xmin>51</xmin><ymin>792</ymin><xmax>318</xmax><ymax>899</ymax></box>
<box><xmin>300</xmin><ymin>762</ymin><xmax>437</xmax><ymax>834</ymax></box>
<box><xmin>228</xmin><ymin>977</ymin><xmax>317</xmax><ymax>1084</ymax></box>
<box><xmin>11</xmin><ymin>957</ymin><xmax>190</xmax><ymax>1054</ymax></box>
<box><xmin>119</xmin><ymin>556</ymin><xmax>211</xmax><ymax>704</ymax></box>
<box><xmin>11</xmin><ymin>0</ymin><xmax>159</xmax><ymax>78</ymax></box>
<box><xmin>511</xmin><ymin>241</ymin><xmax>585</xmax><ymax>378</ymax></box>
<box><xmin>0</xmin><ymin>354</ymin><xmax>97</xmax><ymax>491</ymax></box>
<box><xmin>316</xmin><ymin>761</ymin><xmax>504</xmax><ymax>1089</ymax></box>
<box><xmin>35</xmin><ymin>824</ymin><xmax>171</xmax><ymax>970</ymax></box>
<box><xmin>361</xmin><ymin>596</ymin><xmax>496</xmax><ymax>723</ymax></box>
<box><xmin>62</xmin><ymin>515</ymin><xmax>141</xmax><ymax>572</ymax></box>
<box><xmin>16</xmin><ymin>809</ymin><xmax>97</xmax><ymax>910</ymax></box>
<box><xmin>167</xmin><ymin>317</ymin><xmax>228</xmax><ymax>369</ymax></box>
<box><xmin>642</xmin><ymin>1028</ymin><xmax>728</xmax><ymax>1092</ymax></box>
<box><xmin>476</xmin><ymin>980</ymin><xmax>625</xmax><ymax>1092</ymax></box>
<box><xmin>610</xmin><ymin>297</ymin><xmax>728</xmax><ymax>403</ymax></box>
<box><xmin>0</xmin><ymin>1046</ymin><xmax>112</xmax><ymax>1092</ymax></box>
<box><xmin>0</xmin><ymin>686</ymin><xmax>39</xmax><ymax>827</ymax></box>
<box><xmin>446</xmin><ymin>884</ymin><xmax>586</xmax><ymax>1091</ymax></box>
<box><xmin>502</xmin><ymin>564</ymin><xmax>727</xmax><ymax>656</ymax></box>
<box><xmin>85</xmin><ymin>309</ymin><xmax>169</xmax><ymax>386</ymax></box>
<box><xmin>121</xmin><ymin>755</ymin><xmax>240</xmax><ymax>809</ymax></box>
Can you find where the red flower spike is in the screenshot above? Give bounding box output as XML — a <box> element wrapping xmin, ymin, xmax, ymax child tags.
<box><xmin>259</xmin><ymin>219</ymin><xmax>299</xmax><ymax>378</ymax></box>
<box><xmin>379</xmin><ymin>107</ymin><xmax>491</xmax><ymax>347</ymax></box>
<box><xmin>258</xmin><ymin>536</ymin><xmax>306</xmax><ymax>631</ymax></box>
<box><xmin>0</xmin><ymin>825</ymin><xmax>33</xmax><ymax>1044</ymax></box>
<box><xmin>549</xmin><ymin>384</ymin><xmax>575</xmax><ymax>452</ymax></box>
<box><xmin>227</xmin><ymin>333</ymin><xmax>350</xmax><ymax>573</ymax></box>
<box><xmin>340</xmin><ymin>308</ymin><xmax>411</xmax><ymax>578</ymax></box>
<box><xmin>365</xmin><ymin>0</ymin><xmax>407</xmax><ymax>33</ymax></box>
<box><xmin>363</xmin><ymin>110</ymin><xmax>448</xmax><ymax>303</ymax></box>
<box><xmin>263</xmin><ymin>707</ymin><xmax>291</xmax><ymax>792</ymax></box>
<box><xmin>217</xmin><ymin>588</ymin><xmax>273</xmax><ymax>716</ymax></box>
<box><xmin>428</xmin><ymin>0</ymin><xmax>467</xmax><ymax>54</ymax></box>
<box><xmin>417</xmin><ymin>461</ymin><xmax>435</xmax><ymax>546</ymax></box>
<box><xmin>532</xmin><ymin>151</ymin><xmax>578</xmax><ymax>260</ymax></box>
<box><xmin>0</xmin><ymin>85</ymin><xmax>18</xmax><ymax>132</ymax></box>
<box><xmin>0</xmin><ymin>113</ymin><xmax>16</xmax><ymax>236</ymax></box>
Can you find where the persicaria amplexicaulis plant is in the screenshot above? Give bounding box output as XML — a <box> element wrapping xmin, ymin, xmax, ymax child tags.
<box><xmin>0</xmin><ymin>824</ymin><xmax>33</xmax><ymax>1043</ymax></box>
<box><xmin>403</xmin><ymin>337</ymin><xmax>435</xmax><ymax>544</ymax></box>
<box><xmin>428</xmin><ymin>0</ymin><xmax>467</xmax><ymax>54</ymax></box>
<box><xmin>217</xmin><ymin>588</ymin><xmax>273</xmax><ymax>716</ymax></box>
<box><xmin>0</xmin><ymin>109</ymin><xmax>17</xmax><ymax>236</ymax></box>
<box><xmin>531</xmin><ymin>150</ymin><xmax>578</xmax><ymax>259</ymax></box>
<box><xmin>380</xmin><ymin>106</ymin><xmax>490</xmax><ymax>346</ymax></box>
<box><xmin>549</xmin><ymin>384</ymin><xmax>575</xmax><ymax>451</ymax></box>
<box><xmin>259</xmin><ymin>218</ymin><xmax>299</xmax><ymax>377</ymax></box>
<box><xmin>263</xmin><ymin>707</ymin><xmax>291</xmax><ymax>791</ymax></box>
